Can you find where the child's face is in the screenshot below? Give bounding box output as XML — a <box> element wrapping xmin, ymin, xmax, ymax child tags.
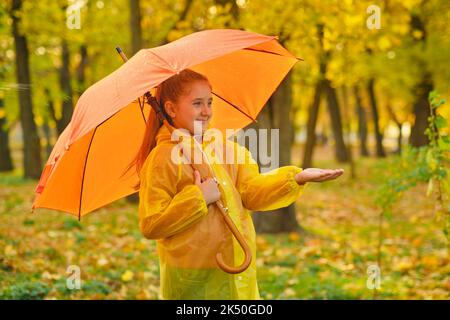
<box><xmin>167</xmin><ymin>81</ymin><xmax>213</xmax><ymax>134</ymax></box>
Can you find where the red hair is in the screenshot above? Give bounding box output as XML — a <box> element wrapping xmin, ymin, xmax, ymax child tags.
<box><xmin>128</xmin><ymin>69</ymin><xmax>211</xmax><ymax>188</ymax></box>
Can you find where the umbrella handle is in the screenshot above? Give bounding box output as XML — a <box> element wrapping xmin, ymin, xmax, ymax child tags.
<box><xmin>215</xmin><ymin>201</ymin><xmax>252</xmax><ymax>274</ymax></box>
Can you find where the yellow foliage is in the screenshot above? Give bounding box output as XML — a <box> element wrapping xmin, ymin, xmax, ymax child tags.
<box><xmin>289</xmin><ymin>232</ymin><xmax>300</xmax><ymax>241</ymax></box>
<box><xmin>136</xmin><ymin>289</ymin><xmax>151</xmax><ymax>300</ymax></box>
<box><xmin>421</xmin><ymin>256</ymin><xmax>440</xmax><ymax>270</ymax></box>
<box><xmin>121</xmin><ymin>270</ymin><xmax>134</xmax><ymax>282</ymax></box>
<box><xmin>377</xmin><ymin>37</ymin><xmax>392</xmax><ymax>51</ymax></box>
<box><xmin>395</xmin><ymin>258</ymin><xmax>414</xmax><ymax>272</ymax></box>
<box><xmin>96</xmin><ymin>257</ymin><xmax>109</xmax><ymax>267</ymax></box>
<box><xmin>411</xmin><ymin>237</ymin><xmax>423</xmax><ymax>247</ymax></box>
<box><xmin>412</xmin><ymin>30</ymin><xmax>423</xmax><ymax>40</ymax></box>
<box><xmin>4</xmin><ymin>245</ymin><xmax>17</xmax><ymax>256</ymax></box>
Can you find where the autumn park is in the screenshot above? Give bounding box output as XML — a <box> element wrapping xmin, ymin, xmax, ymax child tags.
<box><xmin>0</xmin><ymin>0</ymin><xmax>449</xmax><ymax>301</ymax></box>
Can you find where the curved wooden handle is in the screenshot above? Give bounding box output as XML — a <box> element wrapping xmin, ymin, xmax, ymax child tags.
<box><xmin>215</xmin><ymin>201</ymin><xmax>252</xmax><ymax>274</ymax></box>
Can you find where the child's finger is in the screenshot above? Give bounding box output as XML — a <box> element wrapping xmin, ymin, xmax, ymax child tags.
<box><xmin>316</xmin><ymin>172</ymin><xmax>336</xmax><ymax>181</ymax></box>
<box><xmin>323</xmin><ymin>170</ymin><xmax>343</xmax><ymax>181</ymax></box>
<box><xmin>327</xmin><ymin>173</ymin><xmax>340</xmax><ymax>180</ymax></box>
<box><xmin>331</xmin><ymin>169</ymin><xmax>344</xmax><ymax>178</ymax></box>
<box><xmin>319</xmin><ymin>170</ymin><xmax>334</xmax><ymax>178</ymax></box>
<box><xmin>194</xmin><ymin>170</ymin><xmax>201</xmax><ymax>185</ymax></box>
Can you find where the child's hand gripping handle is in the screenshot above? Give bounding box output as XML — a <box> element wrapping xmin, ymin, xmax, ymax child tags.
<box><xmin>194</xmin><ymin>170</ymin><xmax>252</xmax><ymax>274</ymax></box>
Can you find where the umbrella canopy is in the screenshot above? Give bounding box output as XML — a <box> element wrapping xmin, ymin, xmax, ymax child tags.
<box><xmin>32</xmin><ymin>28</ymin><xmax>301</xmax><ymax>218</ymax></box>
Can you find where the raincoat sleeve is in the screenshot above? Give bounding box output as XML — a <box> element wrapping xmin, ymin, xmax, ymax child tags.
<box><xmin>138</xmin><ymin>150</ymin><xmax>208</xmax><ymax>239</ymax></box>
<box><xmin>235</xmin><ymin>144</ymin><xmax>306</xmax><ymax>211</ymax></box>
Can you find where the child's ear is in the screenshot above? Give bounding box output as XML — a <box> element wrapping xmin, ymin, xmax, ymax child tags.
<box><xmin>164</xmin><ymin>101</ymin><xmax>176</xmax><ymax>118</ymax></box>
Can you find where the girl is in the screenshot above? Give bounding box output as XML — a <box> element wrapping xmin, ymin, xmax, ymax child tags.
<box><xmin>136</xmin><ymin>69</ymin><xmax>343</xmax><ymax>300</ymax></box>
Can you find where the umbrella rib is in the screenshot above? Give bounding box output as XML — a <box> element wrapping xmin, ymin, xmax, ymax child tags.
<box><xmin>77</xmin><ymin>99</ymin><xmax>147</xmax><ymax>218</ymax></box>
<box><xmin>211</xmin><ymin>91</ymin><xmax>257</xmax><ymax>123</ymax></box>
<box><xmin>78</xmin><ymin>126</ymin><xmax>98</xmax><ymax>220</ymax></box>
<box><xmin>77</xmin><ymin>109</ymin><xmax>122</xmax><ymax>219</ymax></box>
<box><xmin>243</xmin><ymin>48</ymin><xmax>303</xmax><ymax>61</ymax></box>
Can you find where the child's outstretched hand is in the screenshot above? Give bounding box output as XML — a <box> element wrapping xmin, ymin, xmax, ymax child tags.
<box><xmin>194</xmin><ymin>170</ymin><xmax>221</xmax><ymax>205</ymax></box>
<box><xmin>295</xmin><ymin>168</ymin><xmax>344</xmax><ymax>185</ymax></box>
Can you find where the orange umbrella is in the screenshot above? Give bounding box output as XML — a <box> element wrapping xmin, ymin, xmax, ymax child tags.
<box><xmin>31</xmin><ymin>29</ymin><xmax>301</xmax><ymax>218</ymax></box>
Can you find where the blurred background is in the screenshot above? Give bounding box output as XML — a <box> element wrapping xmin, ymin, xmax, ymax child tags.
<box><xmin>0</xmin><ymin>0</ymin><xmax>449</xmax><ymax>300</ymax></box>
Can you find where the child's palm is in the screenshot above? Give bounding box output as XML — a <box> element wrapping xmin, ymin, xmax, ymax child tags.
<box><xmin>295</xmin><ymin>168</ymin><xmax>344</xmax><ymax>185</ymax></box>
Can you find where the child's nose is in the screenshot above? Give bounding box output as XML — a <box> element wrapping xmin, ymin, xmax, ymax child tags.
<box><xmin>201</xmin><ymin>104</ymin><xmax>211</xmax><ymax>115</ymax></box>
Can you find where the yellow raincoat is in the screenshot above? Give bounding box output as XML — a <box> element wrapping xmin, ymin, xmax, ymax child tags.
<box><xmin>138</xmin><ymin>124</ymin><xmax>306</xmax><ymax>299</ymax></box>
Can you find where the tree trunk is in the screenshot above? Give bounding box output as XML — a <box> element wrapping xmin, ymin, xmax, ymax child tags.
<box><xmin>57</xmin><ymin>40</ymin><xmax>74</xmax><ymax>136</ymax></box>
<box><xmin>340</xmin><ymin>86</ymin><xmax>355</xmax><ymax>179</ymax></box>
<box><xmin>409</xmin><ymin>14</ymin><xmax>433</xmax><ymax>147</ymax></box>
<box><xmin>129</xmin><ymin>0</ymin><xmax>142</xmax><ymax>54</ymax></box>
<box><xmin>11</xmin><ymin>0</ymin><xmax>42</xmax><ymax>179</ymax></box>
<box><xmin>214</xmin><ymin>0</ymin><xmax>240</xmax><ymax>26</ymax></box>
<box><xmin>410</xmin><ymin>74</ymin><xmax>433</xmax><ymax>147</ymax></box>
<box><xmin>0</xmin><ymin>96</ymin><xmax>14</xmax><ymax>172</ymax></box>
<box><xmin>367</xmin><ymin>78</ymin><xmax>386</xmax><ymax>157</ymax></box>
<box><xmin>44</xmin><ymin>88</ymin><xmax>55</xmax><ymax>158</ymax></box>
<box><xmin>251</xmin><ymin>72</ymin><xmax>303</xmax><ymax>233</ymax></box>
<box><xmin>76</xmin><ymin>44</ymin><xmax>88</xmax><ymax>95</ymax></box>
<box><xmin>385</xmin><ymin>101</ymin><xmax>403</xmax><ymax>154</ymax></box>
<box><xmin>323</xmin><ymin>79</ymin><xmax>348</xmax><ymax>162</ymax></box>
<box><xmin>302</xmin><ymin>81</ymin><xmax>322</xmax><ymax>168</ymax></box>
<box><xmin>159</xmin><ymin>0</ymin><xmax>194</xmax><ymax>45</ymax></box>
<box><xmin>42</xmin><ymin>117</ymin><xmax>52</xmax><ymax>159</ymax></box>
<box><xmin>353</xmin><ymin>86</ymin><xmax>369</xmax><ymax>157</ymax></box>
